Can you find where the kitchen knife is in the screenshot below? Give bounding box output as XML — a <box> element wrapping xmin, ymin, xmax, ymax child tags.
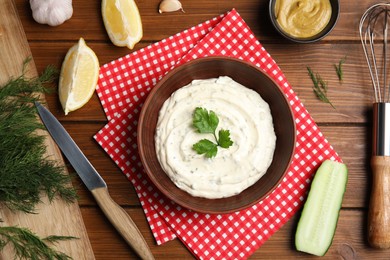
<box><xmin>35</xmin><ymin>102</ymin><xmax>154</xmax><ymax>260</ymax></box>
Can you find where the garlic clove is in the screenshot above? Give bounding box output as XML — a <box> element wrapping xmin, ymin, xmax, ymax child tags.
<box><xmin>47</xmin><ymin>4</ymin><xmax>73</xmax><ymax>26</ymax></box>
<box><xmin>159</xmin><ymin>0</ymin><xmax>184</xmax><ymax>14</ymax></box>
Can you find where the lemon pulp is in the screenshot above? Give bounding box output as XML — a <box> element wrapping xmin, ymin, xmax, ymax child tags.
<box><xmin>102</xmin><ymin>0</ymin><xmax>143</xmax><ymax>49</ymax></box>
<box><xmin>59</xmin><ymin>38</ymin><xmax>99</xmax><ymax>115</ymax></box>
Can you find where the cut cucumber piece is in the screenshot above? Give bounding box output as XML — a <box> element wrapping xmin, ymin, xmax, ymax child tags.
<box><xmin>295</xmin><ymin>159</ymin><xmax>348</xmax><ymax>256</ymax></box>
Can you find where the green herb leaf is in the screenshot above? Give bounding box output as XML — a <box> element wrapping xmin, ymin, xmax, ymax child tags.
<box><xmin>0</xmin><ymin>59</ymin><xmax>77</xmax><ymax>213</ymax></box>
<box><xmin>0</xmin><ymin>59</ymin><xmax>78</xmax><ymax>260</ymax></box>
<box><xmin>334</xmin><ymin>56</ymin><xmax>346</xmax><ymax>81</ymax></box>
<box><xmin>193</xmin><ymin>139</ymin><xmax>218</xmax><ymax>158</ymax></box>
<box><xmin>0</xmin><ymin>226</ymin><xmax>76</xmax><ymax>260</ymax></box>
<box><xmin>307</xmin><ymin>66</ymin><xmax>335</xmax><ymax>109</ymax></box>
<box><xmin>218</xmin><ymin>129</ymin><xmax>233</xmax><ymax>148</ymax></box>
<box><xmin>193</xmin><ymin>107</ymin><xmax>219</xmax><ymax>134</ymax></box>
<box><xmin>192</xmin><ymin>107</ymin><xmax>233</xmax><ymax>158</ymax></box>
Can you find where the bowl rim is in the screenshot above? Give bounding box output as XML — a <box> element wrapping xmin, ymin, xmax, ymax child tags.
<box><xmin>137</xmin><ymin>56</ymin><xmax>297</xmax><ymax>214</ymax></box>
<box><xmin>268</xmin><ymin>0</ymin><xmax>340</xmax><ymax>43</ymax></box>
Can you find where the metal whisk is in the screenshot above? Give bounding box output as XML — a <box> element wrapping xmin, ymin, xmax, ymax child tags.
<box><xmin>360</xmin><ymin>3</ymin><xmax>390</xmax><ymax>249</ymax></box>
<box><xmin>360</xmin><ymin>3</ymin><xmax>390</xmax><ymax>103</ymax></box>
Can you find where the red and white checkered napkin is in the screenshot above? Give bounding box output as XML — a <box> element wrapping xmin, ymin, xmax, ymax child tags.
<box><xmin>94</xmin><ymin>9</ymin><xmax>341</xmax><ymax>259</ymax></box>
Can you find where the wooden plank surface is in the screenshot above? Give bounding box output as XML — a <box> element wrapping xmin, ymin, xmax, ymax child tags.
<box><xmin>3</xmin><ymin>0</ymin><xmax>390</xmax><ymax>259</ymax></box>
<box><xmin>0</xmin><ymin>0</ymin><xmax>94</xmax><ymax>259</ymax></box>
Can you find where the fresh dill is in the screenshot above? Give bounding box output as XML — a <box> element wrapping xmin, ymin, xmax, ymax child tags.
<box><xmin>334</xmin><ymin>56</ymin><xmax>346</xmax><ymax>81</ymax></box>
<box><xmin>0</xmin><ymin>61</ymin><xmax>78</xmax><ymax>213</ymax></box>
<box><xmin>0</xmin><ymin>225</ymin><xmax>77</xmax><ymax>260</ymax></box>
<box><xmin>0</xmin><ymin>60</ymin><xmax>78</xmax><ymax>259</ymax></box>
<box><xmin>307</xmin><ymin>66</ymin><xmax>335</xmax><ymax>109</ymax></box>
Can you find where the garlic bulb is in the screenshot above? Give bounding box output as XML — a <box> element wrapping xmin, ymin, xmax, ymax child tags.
<box><xmin>30</xmin><ymin>0</ymin><xmax>73</xmax><ymax>26</ymax></box>
<box><xmin>159</xmin><ymin>0</ymin><xmax>184</xmax><ymax>13</ymax></box>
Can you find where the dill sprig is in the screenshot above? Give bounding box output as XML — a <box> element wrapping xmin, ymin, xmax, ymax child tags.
<box><xmin>0</xmin><ymin>60</ymin><xmax>78</xmax><ymax>259</ymax></box>
<box><xmin>0</xmin><ymin>62</ymin><xmax>78</xmax><ymax>213</ymax></box>
<box><xmin>307</xmin><ymin>66</ymin><xmax>335</xmax><ymax>109</ymax></box>
<box><xmin>334</xmin><ymin>56</ymin><xmax>346</xmax><ymax>81</ymax></box>
<box><xmin>0</xmin><ymin>225</ymin><xmax>77</xmax><ymax>260</ymax></box>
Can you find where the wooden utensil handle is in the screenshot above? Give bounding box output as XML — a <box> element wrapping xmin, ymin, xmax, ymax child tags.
<box><xmin>91</xmin><ymin>187</ymin><xmax>155</xmax><ymax>259</ymax></box>
<box><xmin>368</xmin><ymin>156</ymin><xmax>390</xmax><ymax>248</ymax></box>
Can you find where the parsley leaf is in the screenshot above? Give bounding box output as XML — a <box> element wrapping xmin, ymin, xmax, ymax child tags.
<box><xmin>193</xmin><ymin>139</ymin><xmax>218</xmax><ymax>158</ymax></box>
<box><xmin>218</xmin><ymin>129</ymin><xmax>233</xmax><ymax>148</ymax></box>
<box><xmin>192</xmin><ymin>107</ymin><xmax>234</xmax><ymax>158</ymax></box>
<box><xmin>193</xmin><ymin>107</ymin><xmax>219</xmax><ymax>134</ymax></box>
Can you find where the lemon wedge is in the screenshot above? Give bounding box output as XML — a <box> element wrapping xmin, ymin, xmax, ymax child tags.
<box><xmin>102</xmin><ymin>0</ymin><xmax>143</xmax><ymax>49</ymax></box>
<box><xmin>59</xmin><ymin>38</ymin><xmax>99</xmax><ymax>115</ymax></box>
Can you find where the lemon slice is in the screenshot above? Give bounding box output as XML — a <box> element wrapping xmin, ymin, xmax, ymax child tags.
<box><xmin>59</xmin><ymin>38</ymin><xmax>99</xmax><ymax>115</ymax></box>
<box><xmin>102</xmin><ymin>0</ymin><xmax>143</xmax><ymax>49</ymax></box>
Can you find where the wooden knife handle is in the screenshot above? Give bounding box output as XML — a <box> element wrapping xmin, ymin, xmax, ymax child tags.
<box><xmin>91</xmin><ymin>187</ymin><xmax>155</xmax><ymax>259</ymax></box>
<box><xmin>368</xmin><ymin>156</ymin><xmax>390</xmax><ymax>248</ymax></box>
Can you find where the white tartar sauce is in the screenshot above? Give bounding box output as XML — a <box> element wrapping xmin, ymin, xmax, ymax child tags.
<box><xmin>155</xmin><ymin>76</ymin><xmax>276</xmax><ymax>199</ymax></box>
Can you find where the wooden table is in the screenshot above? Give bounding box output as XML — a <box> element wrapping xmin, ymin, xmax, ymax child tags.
<box><xmin>11</xmin><ymin>0</ymin><xmax>390</xmax><ymax>259</ymax></box>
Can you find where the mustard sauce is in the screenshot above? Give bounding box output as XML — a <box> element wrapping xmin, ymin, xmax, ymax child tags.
<box><xmin>275</xmin><ymin>0</ymin><xmax>332</xmax><ymax>38</ymax></box>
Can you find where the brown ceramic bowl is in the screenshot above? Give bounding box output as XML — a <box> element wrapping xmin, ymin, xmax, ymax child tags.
<box><xmin>138</xmin><ymin>56</ymin><xmax>296</xmax><ymax>214</ymax></box>
<box><xmin>269</xmin><ymin>0</ymin><xmax>340</xmax><ymax>43</ymax></box>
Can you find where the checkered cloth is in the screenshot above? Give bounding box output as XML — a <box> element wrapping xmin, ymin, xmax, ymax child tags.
<box><xmin>94</xmin><ymin>9</ymin><xmax>341</xmax><ymax>259</ymax></box>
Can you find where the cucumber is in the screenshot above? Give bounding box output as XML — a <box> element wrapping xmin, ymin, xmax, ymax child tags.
<box><xmin>295</xmin><ymin>159</ymin><xmax>348</xmax><ymax>256</ymax></box>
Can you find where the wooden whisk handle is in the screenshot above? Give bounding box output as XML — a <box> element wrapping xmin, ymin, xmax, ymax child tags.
<box><xmin>368</xmin><ymin>156</ymin><xmax>390</xmax><ymax>248</ymax></box>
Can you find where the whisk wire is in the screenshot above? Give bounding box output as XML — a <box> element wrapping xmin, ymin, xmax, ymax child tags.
<box><xmin>359</xmin><ymin>3</ymin><xmax>390</xmax><ymax>103</ymax></box>
<box><xmin>360</xmin><ymin>6</ymin><xmax>379</xmax><ymax>102</ymax></box>
<box><xmin>369</xmin><ymin>23</ymin><xmax>381</xmax><ymax>101</ymax></box>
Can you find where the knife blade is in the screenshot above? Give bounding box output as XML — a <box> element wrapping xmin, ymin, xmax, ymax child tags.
<box><xmin>35</xmin><ymin>102</ymin><xmax>154</xmax><ymax>260</ymax></box>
